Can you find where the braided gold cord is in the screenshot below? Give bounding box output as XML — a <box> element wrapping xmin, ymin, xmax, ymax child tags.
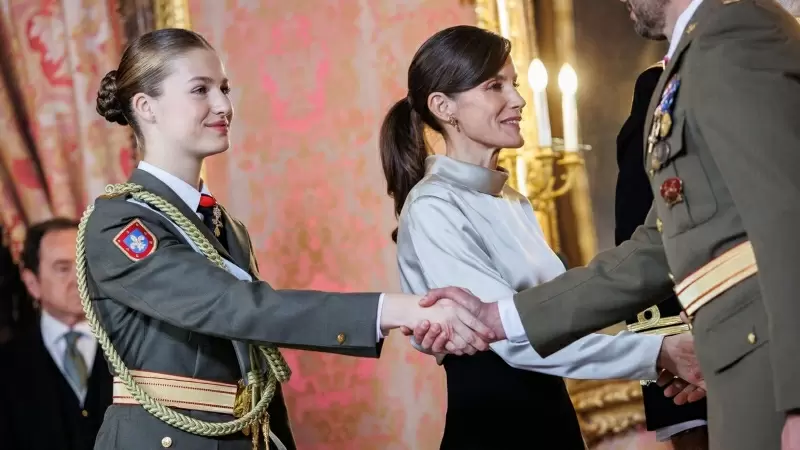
<box><xmin>75</xmin><ymin>183</ymin><xmax>291</xmax><ymax>437</ymax></box>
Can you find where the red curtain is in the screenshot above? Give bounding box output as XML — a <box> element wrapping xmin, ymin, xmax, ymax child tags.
<box><xmin>0</xmin><ymin>0</ymin><xmax>134</xmax><ymax>258</ymax></box>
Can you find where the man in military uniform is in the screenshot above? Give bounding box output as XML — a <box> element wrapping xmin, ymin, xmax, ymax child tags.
<box><xmin>617</xmin><ymin>60</ymin><xmax>708</xmax><ymax>449</ymax></box>
<box><xmin>417</xmin><ymin>0</ymin><xmax>800</xmax><ymax>448</ymax></box>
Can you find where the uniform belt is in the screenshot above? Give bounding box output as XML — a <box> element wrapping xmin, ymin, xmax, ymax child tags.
<box><xmin>675</xmin><ymin>241</ymin><xmax>758</xmax><ymax>318</ymax></box>
<box><xmin>112</xmin><ymin>370</ymin><xmax>238</xmax><ymax>415</ymax></box>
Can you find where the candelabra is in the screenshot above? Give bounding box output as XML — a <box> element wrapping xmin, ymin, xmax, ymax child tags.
<box><xmin>510</xmin><ymin>59</ymin><xmax>590</xmax><ymax>209</ymax></box>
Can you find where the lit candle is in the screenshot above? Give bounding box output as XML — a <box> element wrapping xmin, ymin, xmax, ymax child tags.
<box><xmin>528</xmin><ymin>59</ymin><xmax>552</xmax><ymax>149</ymax></box>
<box><xmin>496</xmin><ymin>0</ymin><xmax>511</xmax><ymax>38</ymax></box>
<box><xmin>558</xmin><ymin>64</ymin><xmax>579</xmax><ymax>152</ymax></box>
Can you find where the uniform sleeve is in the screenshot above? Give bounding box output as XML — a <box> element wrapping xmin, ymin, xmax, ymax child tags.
<box><xmin>85</xmin><ymin>198</ymin><xmax>381</xmax><ymax>356</ymax></box>
<box><xmin>691</xmin><ymin>5</ymin><xmax>800</xmax><ymax>412</ymax></box>
<box><xmin>513</xmin><ymin>206</ymin><xmax>674</xmax><ymax>357</ymax></box>
<box><xmin>404</xmin><ymin>197</ymin><xmax>663</xmax><ymax>380</ymax></box>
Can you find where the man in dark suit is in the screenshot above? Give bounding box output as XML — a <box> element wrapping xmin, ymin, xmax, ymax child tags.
<box><xmin>615</xmin><ymin>61</ymin><xmax>708</xmax><ymax>450</ymax></box>
<box><xmin>0</xmin><ymin>218</ymin><xmax>112</xmax><ymax>450</ymax></box>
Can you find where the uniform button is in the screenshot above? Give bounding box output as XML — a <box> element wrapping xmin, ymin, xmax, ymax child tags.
<box><xmin>81</xmin><ymin>410</ymin><xmax>88</xmax><ymax>417</ymax></box>
<box><xmin>668</xmin><ymin>273</ymin><xmax>675</xmax><ymax>282</ymax></box>
<box><xmin>336</xmin><ymin>333</ymin><xmax>346</xmax><ymax>344</ymax></box>
<box><xmin>747</xmin><ymin>332</ymin><xmax>757</xmax><ymax>344</ymax></box>
<box><xmin>656</xmin><ymin>218</ymin><xmax>663</xmax><ymax>233</ymax></box>
<box><xmin>161</xmin><ymin>436</ymin><xmax>173</xmax><ymax>448</ymax></box>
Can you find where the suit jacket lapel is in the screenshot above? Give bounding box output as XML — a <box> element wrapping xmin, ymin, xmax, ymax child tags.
<box><xmin>128</xmin><ymin>169</ymin><xmax>235</xmax><ymax>263</ymax></box>
<box><xmin>30</xmin><ymin>329</ymin><xmax>68</xmax><ymax>438</ymax></box>
<box><xmin>643</xmin><ymin>0</ymin><xmax>722</xmax><ymax>156</ymax></box>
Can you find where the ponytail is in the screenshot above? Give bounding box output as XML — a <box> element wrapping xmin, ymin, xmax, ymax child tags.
<box><xmin>379</xmin><ymin>97</ymin><xmax>429</xmax><ymax>243</ymax></box>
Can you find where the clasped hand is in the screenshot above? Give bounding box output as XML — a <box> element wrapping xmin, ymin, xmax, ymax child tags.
<box><xmin>381</xmin><ymin>287</ymin><xmax>501</xmax><ymax>355</ymax></box>
<box><xmin>655</xmin><ymin>333</ymin><xmax>708</xmax><ymax>405</ymax></box>
<box><xmin>397</xmin><ymin>287</ymin><xmax>707</xmax><ymax>406</ymax></box>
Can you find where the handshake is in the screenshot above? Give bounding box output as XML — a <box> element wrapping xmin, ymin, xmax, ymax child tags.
<box><xmin>379</xmin><ymin>287</ymin><xmax>707</xmax><ymax>405</ymax></box>
<box><xmin>379</xmin><ymin>287</ymin><xmax>501</xmax><ymax>355</ymax></box>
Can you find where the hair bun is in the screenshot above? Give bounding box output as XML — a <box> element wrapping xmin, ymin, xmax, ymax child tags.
<box><xmin>96</xmin><ymin>70</ymin><xmax>128</xmax><ymax>126</ymax></box>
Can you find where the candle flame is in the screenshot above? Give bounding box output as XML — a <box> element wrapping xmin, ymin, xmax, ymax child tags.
<box><xmin>558</xmin><ymin>64</ymin><xmax>578</xmax><ymax>95</ymax></box>
<box><xmin>528</xmin><ymin>59</ymin><xmax>548</xmax><ymax>92</ymax></box>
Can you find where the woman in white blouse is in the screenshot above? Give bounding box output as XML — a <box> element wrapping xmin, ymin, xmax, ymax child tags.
<box><xmin>380</xmin><ymin>25</ymin><xmax>675</xmax><ymax>449</ymax></box>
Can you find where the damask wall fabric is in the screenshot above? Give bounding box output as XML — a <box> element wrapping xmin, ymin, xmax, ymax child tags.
<box><xmin>187</xmin><ymin>1</ymin><xmax>475</xmax><ymax>448</ymax></box>
<box><xmin>0</xmin><ymin>0</ymin><xmax>133</xmax><ymax>258</ymax></box>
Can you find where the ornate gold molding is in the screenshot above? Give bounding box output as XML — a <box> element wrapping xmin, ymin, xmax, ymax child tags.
<box><xmin>153</xmin><ymin>0</ymin><xmax>192</xmax><ymax>30</ymax></box>
<box><xmin>568</xmin><ymin>379</ymin><xmax>646</xmax><ymax>445</ymax></box>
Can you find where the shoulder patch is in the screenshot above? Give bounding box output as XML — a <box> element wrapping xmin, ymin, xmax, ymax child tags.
<box><xmin>113</xmin><ymin>219</ymin><xmax>157</xmax><ymax>261</ymax></box>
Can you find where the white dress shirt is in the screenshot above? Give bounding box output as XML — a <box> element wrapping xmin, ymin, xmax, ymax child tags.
<box><xmin>666</xmin><ymin>0</ymin><xmax>705</xmax><ymax>60</ymax></box>
<box><xmin>136</xmin><ymin>162</ymin><xmax>385</xmax><ymax>341</ymax></box>
<box><xmin>40</xmin><ymin>310</ymin><xmax>97</xmax><ymax>405</ymax></box>
<box><xmin>398</xmin><ymin>156</ymin><xmax>663</xmax><ymax>381</ymax></box>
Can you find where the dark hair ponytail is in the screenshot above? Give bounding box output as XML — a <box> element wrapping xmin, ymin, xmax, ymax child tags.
<box><xmin>379</xmin><ymin>97</ymin><xmax>428</xmax><ymax>242</ymax></box>
<box><xmin>379</xmin><ymin>25</ymin><xmax>510</xmax><ymax>243</ymax></box>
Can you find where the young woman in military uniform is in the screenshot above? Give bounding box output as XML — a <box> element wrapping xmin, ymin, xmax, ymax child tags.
<box><xmin>81</xmin><ymin>28</ymin><xmax>493</xmax><ymax>450</ymax></box>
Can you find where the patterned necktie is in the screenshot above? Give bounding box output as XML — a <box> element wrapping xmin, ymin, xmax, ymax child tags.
<box><xmin>197</xmin><ymin>193</ymin><xmax>228</xmax><ymax>250</ymax></box>
<box><xmin>62</xmin><ymin>331</ymin><xmax>88</xmax><ymax>391</ymax></box>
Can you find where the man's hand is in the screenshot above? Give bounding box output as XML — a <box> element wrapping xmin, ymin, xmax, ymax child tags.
<box><xmin>782</xmin><ymin>413</ymin><xmax>800</xmax><ymax>450</ymax></box>
<box><xmin>657</xmin><ymin>370</ymin><xmax>707</xmax><ymax>404</ymax></box>
<box><xmin>403</xmin><ymin>287</ymin><xmax>506</xmax><ymax>354</ymax></box>
<box><xmin>380</xmin><ymin>293</ymin><xmax>495</xmax><ymax>355</ymax></box>
<box><xmin>654</xmin><ymin>333</ymin><xmax>707</xmax><ymax>405</ymax></box>
<box><xmin>656</xmin><ymin>333</ymin><xmax>705</xmax><ymax>388</ymax></box>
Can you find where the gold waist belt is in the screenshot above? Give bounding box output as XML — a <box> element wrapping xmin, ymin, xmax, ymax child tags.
<box><xmin>675</xmin><ymin>241</ymin><xmax>758</xmax><ymax>318</ymax></box>
<box><xmin>113</xmin><ymin>370</ymin><xmax>238</xmax><ymax>415</ymax></box>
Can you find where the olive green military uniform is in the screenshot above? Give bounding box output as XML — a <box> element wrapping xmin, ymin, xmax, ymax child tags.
<box><xmin>86</xmin><ymin>169</ymin><xmax>383</xmax><ymax>449</ymax></box>
<box><xmin>509</xmin><ymin>1</ymin><xmax>800</xmax><ymax>448</ymax></box>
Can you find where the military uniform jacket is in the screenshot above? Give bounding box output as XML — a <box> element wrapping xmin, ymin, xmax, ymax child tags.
<box><xmin>86</xmin><ymin>166</ymin><xmax>383</xmax><ymax>449</ymax></box>
<box><xmin>511</xmin><ymin>0</ymin><xmax>800</xmax><ymax>415</ymax></box>
<box><xmin>617</xmin><ymin>62</ymin><xmax>708</xmax><ymax>431</ymax></box>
